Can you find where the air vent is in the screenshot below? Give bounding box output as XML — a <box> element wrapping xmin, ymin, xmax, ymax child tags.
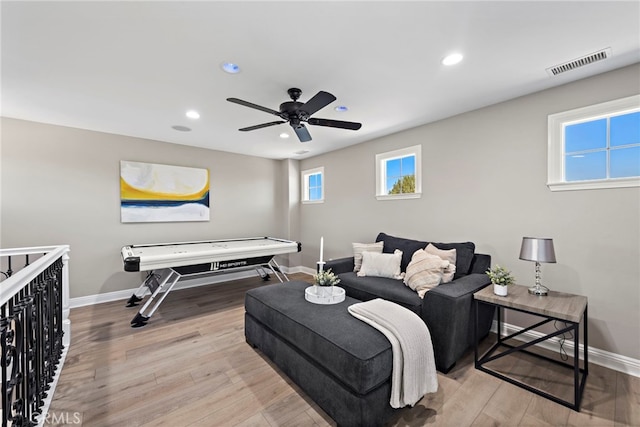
<box><xmin>546</xmin><ymin>48</ymin><xmax>611</xmax><ymax>76</ymax></box>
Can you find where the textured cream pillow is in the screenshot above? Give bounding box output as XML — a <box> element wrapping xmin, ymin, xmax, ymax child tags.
<box><xmin>404</xmin><ymin>249</ymin><xmax>451</xmax><ymax>298</ymax></box>
<box><xmin>357</xmin><ymin>249</ymin><xmax>404</xmax><ymax>279</ymax></box>
<box><xmin>352</xmin><ymin>241</ymin><xmax>384</xmax><ymax>272</ymax></box>
<box><xmin>424</xmin><ymin>243</ymin><xmax>457</xmax><ymax>283</ymax></box>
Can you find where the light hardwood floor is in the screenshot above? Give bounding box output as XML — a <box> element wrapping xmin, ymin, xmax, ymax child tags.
<box><xmin>46</xmin><ymin>273</ymin><xmax>639</xmax><ymax>426</ymax></box>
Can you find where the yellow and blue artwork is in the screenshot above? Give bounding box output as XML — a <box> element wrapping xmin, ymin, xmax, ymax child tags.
<box><xmin>120</xmin><ymin>161</ymin><xmax>210</xmax><ymax>223</ymax></box>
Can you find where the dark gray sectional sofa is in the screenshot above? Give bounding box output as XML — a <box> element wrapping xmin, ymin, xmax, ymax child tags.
<box><xmin>325</xmin><ymin>232</ymin><xmax>495</xmax><ymax>373</ymax></box>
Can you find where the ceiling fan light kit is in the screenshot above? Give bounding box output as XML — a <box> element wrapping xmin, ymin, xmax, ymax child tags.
<box><xmin>227</xmin><ymin>88</ymin><xmax>362</xmax><ymax>143</ymax></box>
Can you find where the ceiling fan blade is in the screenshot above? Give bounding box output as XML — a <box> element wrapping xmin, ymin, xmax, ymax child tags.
<box><xmin>227</xmin><ymin>98</ymin><xmax>282</xmax><ymax>116</ymax></box>
<box><xmin>308</xmin><ymin>117</ymin><xmax>362</xmax><ymax>130</ymax></box>
<box><xmin>299</xmin><ymin>91</ymin><xmax>336</xmax><ymax>117</ymax></box>
<box><xmin>293</xmin><ymin>124</ymin><xmax>312</xmax><ymax>142</ymax></box>
<box><xmin>239</xmin><ymin>121</ymin><xmax>285</xmax><ymax>131</ymax></box>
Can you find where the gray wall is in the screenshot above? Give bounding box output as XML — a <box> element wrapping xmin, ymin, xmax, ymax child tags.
<box><xmin>1</xmin><ymin>65</ymin><xmax>638</xmax><ymax>360</ymax></box>
<box><xmin>299</xmin><ymin>64</ymin><xmax>640</xmax><ymax>360</ymax></box>
<box><xmin>1</xmin><ymin>119</ymin><xmax>285</xmax><ymax>298</ymax></box>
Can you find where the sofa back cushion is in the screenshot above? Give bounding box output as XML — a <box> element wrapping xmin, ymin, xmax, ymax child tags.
<box><xmin>376</xmin><ymin>232</ymin><xmax>428</xmax><ymax>272</ymax></box>
<box><xmin>429</xmin><ymin>241</ymin><xmax>475</xmax><ymax>279</ymax></box>
<box><xmin>376</xmin><ymin>232</ymin><xmax>475</xmax><ymax>278</ymax></box>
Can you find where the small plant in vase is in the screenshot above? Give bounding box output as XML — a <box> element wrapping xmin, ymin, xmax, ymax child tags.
<box><xmin>313</xmin><ymin>269</ymin><xmax>341</xmax><ymax>287</ymax></box>
<box><xmin>313</xmin><ymin>269</ymin><xmax>341</xmax><ymax>296</ymax></box>
<box><xmin>486</xmin><ymin>265</ymin><xmax>515</xmax><ymax>296</ymax></box>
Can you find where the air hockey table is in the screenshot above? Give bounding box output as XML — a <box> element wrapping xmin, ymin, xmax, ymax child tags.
<box><xmin>121</xmin><ymin>236</ymin><xmax>301</xmax><ymax>327</ymax></box>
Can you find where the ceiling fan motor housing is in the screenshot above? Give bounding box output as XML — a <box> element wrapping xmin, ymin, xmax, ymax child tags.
<box><xmin>279</xmin><ymin>101</ymin><xmax>304</xmax><ymax>115</ymax></box>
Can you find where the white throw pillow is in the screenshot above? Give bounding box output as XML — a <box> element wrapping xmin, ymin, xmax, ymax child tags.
<box><xmin>424</xmin><ymin>243</ymin><xmax>457</xmax><ymax>283</ymax></box>
<box><xmin>352</xmin><ymin>241</ymin><xmax>384</xmax><ymax>272</ymax></box>
<box><xmin>404</xmin><ymin>249</ymin><xmax>451</xmax><ymax>298</ymax></box>
<box><xmin>357</xmin><ymin>249</ymin><xmax>404</xmax><ymax>280</ymax></box>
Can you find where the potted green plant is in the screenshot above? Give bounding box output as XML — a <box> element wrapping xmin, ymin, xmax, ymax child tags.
<box><xmin>486</xmin><ymin>265</ymin><xmax>515</xmax><ymax>296</ymax></box>
<box><xmin>313</xmin><ymin>269</ymin><xmax>341</xmax><ymax>296</ymax></box>
<box><xmin>313</xmin><ymin>268</ymin><xmax>341</xmax><ymax>287</ymax></box>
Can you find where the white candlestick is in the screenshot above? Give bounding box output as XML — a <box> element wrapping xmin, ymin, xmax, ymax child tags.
<box><xmin>319</xmin><ymin>236</ymin><xmax>324</xmax><ymax>263</ymax></box>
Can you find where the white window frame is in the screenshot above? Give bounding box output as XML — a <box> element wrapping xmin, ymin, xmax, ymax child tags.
<box><xmin>375</xmin><ymin>145</ymin><xmax>422</xmax><ymax>200</ymax></box>
<box><xmin>547</xmin><ymin>94</ymin><xmax>640</xmax><ymax>192</ymax></box>
<box><xmin>301</xmin><ymin>166</ymin><xmax>324</xmax><ymax>204</ymax></box>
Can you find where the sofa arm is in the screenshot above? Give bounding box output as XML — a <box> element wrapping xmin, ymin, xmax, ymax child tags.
<box><xmin>421</xmin><ymin>273</ymin><xmax>492</xmax><ymax>372</ymax></box>
<box><xmin>429</xmin><ymin>273</ymin><xmax>491</xmax><ymax>299</ymax></box>
<box><xmin>324</xmin><ymin>257</ymin><xmax>354</xmax><ymax>275</ymax></box>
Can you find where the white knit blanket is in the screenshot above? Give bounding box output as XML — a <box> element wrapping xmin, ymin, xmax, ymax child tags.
<box><xmin>348</xmin><ymin>298</ymin><xmax>438</xmax><ymax>408</ymax></box>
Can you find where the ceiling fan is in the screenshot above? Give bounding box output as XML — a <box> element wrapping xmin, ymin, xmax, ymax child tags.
<box><xmin>227</xmin><ymin>88</ymin><xmax>362</xmax><ymax>143</ymax></box>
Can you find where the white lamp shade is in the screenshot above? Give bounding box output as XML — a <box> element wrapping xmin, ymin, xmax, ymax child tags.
<box><xmin>519</xmin><ymin>237</ymin><xmax>556</xmax><ymax>263</ymax></box>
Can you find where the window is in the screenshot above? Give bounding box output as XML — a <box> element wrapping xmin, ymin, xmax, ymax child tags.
<box><xmin>301</xmin><ymin>167</ymin><xmax>324</xmax><ymax>203</ymax></box>
<box><xmin>548</xmin><ymin>95</ymin><xmax>640</xmax><ymax>191</ymax></box>
<box><xmin>376</xmin><ymin>145</ymin><xmax>422</xmax><ymax>200</ymax></box>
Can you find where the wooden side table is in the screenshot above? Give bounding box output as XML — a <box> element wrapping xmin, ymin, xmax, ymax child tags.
<box><xmin>474</xmin><ymin>284</ymin><xmax>588</xmax><ymax>411</ymax></box>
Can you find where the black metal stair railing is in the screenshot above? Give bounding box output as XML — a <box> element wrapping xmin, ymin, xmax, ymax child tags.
<box><xmin>1</xmin><ymin>247</ymin><xmax>69</xmax><ymax>427</ymax></box>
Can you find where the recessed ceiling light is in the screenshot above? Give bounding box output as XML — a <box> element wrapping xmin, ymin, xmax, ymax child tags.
<box><xmin>335</xmin><ymin>106</ymin><xmax>348</xmax><ymax>112</ymax></box>
<box><xmin>186</xmin><ymin>110</ymin><xmax>200</xmax><ymax>119</ymax></box>
<box><xmin>280</xmin><ymin>133</ymin><xmax>290</xmax><ymax>139</ymax></box>
<box><xmin>442</xmin><ymin>53</ymin><xmax>463</xmax><ymax>66</ymax></box>
<box><xmin>221</xmin><ymin>62</ymin><xmax>240</xmax><ymax>74</ymax></box>
<box><xmin>172</xmin><ymin>125</ymin><xmax>191</xmax><ymax>132</ymax></box>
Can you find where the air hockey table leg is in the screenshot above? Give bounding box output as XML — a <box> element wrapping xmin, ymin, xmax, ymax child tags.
<box><xmin>255</xmin><ymin>266</ymin><xmax>271</xmax><ymax>281</ymax></box>
<box><xmin>268</xmin><ymin>259</ymin><xmax>288</xmax><ymax>282</ymax></box>
<box><xmin>130</xmin><ymin>270</ymin><xmax>180</xmax><ymax>327</ymax></box>
<box><xmin>126</xmin><ymin>272</ymin><xmax>159</xmax><ymax>307</ymax></box>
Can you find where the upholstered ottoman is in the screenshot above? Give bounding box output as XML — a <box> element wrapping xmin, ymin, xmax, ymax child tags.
<box><xmin>244</xmin><ymin>281</ymin><xmax>397</xmax><ymax>427</ymax></box>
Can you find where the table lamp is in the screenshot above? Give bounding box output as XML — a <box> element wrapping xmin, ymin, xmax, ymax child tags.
<box><xmin>519</xmin><ymin>237</ymin><xmax>556</xmax><ymax>296</ymax></box>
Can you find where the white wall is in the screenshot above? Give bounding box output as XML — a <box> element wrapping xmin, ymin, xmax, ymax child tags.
<box><xmin>279</xmin><ymin>159</ymin><xmax>302</xmax><ymax>268</ymax></box>
<box><xmin>1</xmin><ymin>118</ymin><xmax>285</xmax><ymax>298</ymax></box>
<box><xmin>299</xmin><ymin>64</ymin><xmax>640</xmax><ymax>360</ymax></box>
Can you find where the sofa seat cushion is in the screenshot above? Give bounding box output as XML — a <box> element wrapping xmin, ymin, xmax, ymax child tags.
<box><xmin>245</xmin><ymin>281</ymin><xmax>392</xmax><ymax>395</ymax></box>
<box><xmin>338</xmin><ymin>272</ymin><xmax>422</xmax><ymax>315</ymax></box>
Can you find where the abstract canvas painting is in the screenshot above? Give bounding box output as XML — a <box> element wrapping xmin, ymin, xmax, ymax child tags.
<box><xmin>120</xmin><ymin>161</ymin><xmax>210</xmax><ymax>223</ymax></box>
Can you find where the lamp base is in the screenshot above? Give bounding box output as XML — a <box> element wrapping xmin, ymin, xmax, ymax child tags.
<box><xmin>528</xmin><ymin>284</ymin><xmax>549</xmax><ymax>296</ymax></box>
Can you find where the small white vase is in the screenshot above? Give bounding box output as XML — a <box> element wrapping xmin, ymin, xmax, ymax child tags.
<box><xmin>493</xmin><ymin>284</ymin><xmax>508</xmax><ymax>296</ymax></box>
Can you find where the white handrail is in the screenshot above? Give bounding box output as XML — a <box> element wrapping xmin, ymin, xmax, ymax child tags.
<box><xmin>0</xmin><ymin>245</ymin><xmax>70</xmax><ymax>307</ymax></box>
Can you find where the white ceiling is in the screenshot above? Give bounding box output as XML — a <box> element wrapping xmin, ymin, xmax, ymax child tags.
<box><xmin>2</xmin><ymin>1</ymin><xmax>639</xmax><ymax>160</ymax></box>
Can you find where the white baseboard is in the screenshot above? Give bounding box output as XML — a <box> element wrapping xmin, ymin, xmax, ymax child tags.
<box><xmin>493</xmin><ymin>321</ymin><xmax>640</xmax><ymax>378</ymax></box>
<box><xmin>297</xmin><ymin>265</ymin><xmax>317</xmax><ymax>275</ymax></box>
<box><xmin>69</xmin><ymin>268</ymin><xmax>638</xmax><ymax>378</ymax></box>
<box><xmin>70</xmin><ymin>269</ymin><xmax>286</xmax><ymax>308</ymax></box>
